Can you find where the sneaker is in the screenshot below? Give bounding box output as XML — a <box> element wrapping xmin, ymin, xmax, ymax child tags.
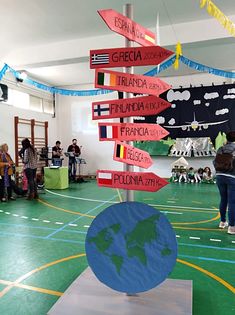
<box><xmin>9</xmin><ymin>197</ymin><xmax>16</xmax><ymax>201</ymax></box>
<box><xmin>227</xmin><ymin>226</ymin><xmax>235</xmax><ymax>235</ymax></box>
<box><xmin>219</xmin><ymin>221</ymin><xmax>228</xmax><ymax>229</ymax></box>
<box><xmin>1</xmin><ymin>198</ymin><xmax>6</xmax><ymax>202</ymax></box>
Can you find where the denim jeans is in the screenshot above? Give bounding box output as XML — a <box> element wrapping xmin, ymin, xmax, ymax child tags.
<box><xmin>69</xmin><ymin>157</ymin><xmax>76</xmax><ymax>180</ymax></box>
<box><xmin>216</xmin><ymin>175</ymin><xmax>235</xmax><ymax>226</ymax></box>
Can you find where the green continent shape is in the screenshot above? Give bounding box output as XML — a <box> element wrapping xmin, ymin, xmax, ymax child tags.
<box><xmin>88</xmin><ymin>224</ymin><xmax>121</xmax><ymax>253</ymax></box>
<box><xmin>125</xmin><ymin>214</ymin><xmax>160</xmax><ymax>265</ymax></box>
<box><xmin>161</xmin><ymin>247</ymin><xmax>172</xmax><ymax>256</ymax></box>
<box><xmin>111</xmin><ymin>254</ymin><xmax>124</xmax><ymax>274</ymax></box>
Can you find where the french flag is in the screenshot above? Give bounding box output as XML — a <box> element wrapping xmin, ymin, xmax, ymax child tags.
<box><xmin>99</xmin><ymin>125</ymin><xmax>119</xmax><ymax>140</ymax></box>
<box><xmin>97</xmin><ymin>171</ymin><xmax>113</xmax><ymax>186</ymax></box>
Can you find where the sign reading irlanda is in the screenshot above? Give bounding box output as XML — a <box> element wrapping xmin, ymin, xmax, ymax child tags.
<box><xmin>95</xmin><ymin>69</ymin><xmax>171</xmax><ymax>96</ymax></box>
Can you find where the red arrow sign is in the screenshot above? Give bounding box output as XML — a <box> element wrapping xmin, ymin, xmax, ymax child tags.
<box><xmin>92</xmin><ymin>95</ymin><xmax>171</xmax><ymax>120</ymax></box>
<box><xmin>97</xmin><ymin>170</ymin><xmax>168</xmax><ymax>192</ymax></box>
<box><xmin>113</xmin><ymin>141</ymin><xmax>153</xmax><ymax>169</ymax></box>
<box><xmin>95</xmin><ymin>69</ymin><xmax>171</xmax><ymax>96</ymax></box>
<box><xmin>98</xmin><ymin>9</ymin><xmax>155</xmax><ymax>47</ymax></box>
<box><xmin>99</xmin><ymin>123</ymin><xmax>169</xmax><ymax>141</ymax></box>
<box><xmin>90</xmin><ymin>46</ymin><xmax>174</xmax><ymax>69</ymax></box>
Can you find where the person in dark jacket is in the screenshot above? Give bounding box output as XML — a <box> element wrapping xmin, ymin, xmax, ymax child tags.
<box><xmin>214</xmin><ymin>131</ymin><xmax>235</xmax><ymax>234</ymax></box>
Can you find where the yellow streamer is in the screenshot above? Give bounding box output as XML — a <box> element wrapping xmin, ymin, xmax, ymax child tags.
<box><xmin>200</xmin><ymin>0</ymin><xmax>235</xmax><ymax>37</ymax></box>
<box><xmin>174</xmin><ymin>42</ymin><xmax>182</xmax><ymax>70</ymax></box>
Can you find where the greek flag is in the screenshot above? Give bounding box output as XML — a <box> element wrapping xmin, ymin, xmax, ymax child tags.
<box><xmin>91</xmin><ymin>53</ymin><xmax>109</xmax><ymax>65</ymax></box>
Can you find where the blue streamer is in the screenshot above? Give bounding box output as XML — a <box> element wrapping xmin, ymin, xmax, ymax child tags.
<box><xmin>1</xmin><ymin>53</ymin><xmax>235</xmax><ymax>96</ymax></box>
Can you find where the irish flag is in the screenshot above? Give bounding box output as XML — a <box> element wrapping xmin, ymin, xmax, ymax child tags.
<box><xmin>97</xmin><ymin>72</ymin><xmax>116</xmax><ymax>86</ymax></box>
<box><xmin>97</xmin><ymin>171</ymin><xmax>113</xmax><ymax>186</ymax></box>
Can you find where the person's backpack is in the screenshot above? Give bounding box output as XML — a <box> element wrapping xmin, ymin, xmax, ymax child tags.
<box><xmin>214</xmin><ymin>148</ymin><xmax>234</xmax><ymax>172</ymax></box>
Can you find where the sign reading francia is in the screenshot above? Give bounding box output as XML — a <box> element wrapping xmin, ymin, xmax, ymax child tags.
<box><xmin>99</xmin><ymin>122</ymin><xmax>169</xmax><ymax>141</ymax></box>
<box><xmin>113</xmin><ymin>140</ymin><xmax>153</xmax><ymax>169</ymax></box>
<box><xmin>97</xmin><ymin>170</ymin><xmax>169</xmax><ymax>192</ymax></box>
<box><xmin>90</xmin><ymin>46</ymin><xmax>174</xmax><ymax>69</ymax></box>
<box><xmin>98</xmin><ymin>9</ymin><xmax>155</xmax><ymax>46</ymax></box>
<box><xmin>92</xmin><ymin>95</ymin><xmax>171</xmax><ymax>120</ymax></box>
<box><xmin>95</xmin><ymin>69</ymin><xmax>171</xmax><ymax>96</ymax></box>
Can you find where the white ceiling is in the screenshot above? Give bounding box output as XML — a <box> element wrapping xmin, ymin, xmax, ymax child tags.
<box><xmin>1</xmin><ymin>0</ymin><xmax>235</xmax><ymax>87</ymax></box>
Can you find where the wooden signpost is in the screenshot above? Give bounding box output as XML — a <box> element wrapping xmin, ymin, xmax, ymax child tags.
<box><xmin>113</xmin><ymin>140</ymin><xmax>153</xmax><ymax>169</ymax></box>
<box><xmin>95</xmin><ymin>69</ymin><xmax>171</xmax><ymax>96</ymax></box>
<box><xmin>92</xmin><ymin>95</ymin><xmax>171</xmax><ymax>120</ymax></box>
<box><xmin>97</xmin><ymin>170</ymin><xmax>168</xmax><ymax>192</ymax></box>
<box><xmin>99</xmin><ymin>122</ymin><xmax>169</xmax><ymax>141</ymax></box>
<box><xmin>90</xmin><ymin>46</ymin><xmax>174</xmax><ymax>69</ymax></box>
<box><xmin>98</xmin><ymin>9</ymin><xmax>156</xmax><ymax>46</ymax></box>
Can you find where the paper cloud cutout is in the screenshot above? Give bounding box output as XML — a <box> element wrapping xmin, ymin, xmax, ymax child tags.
<box><xmin>171</xmin><ymin>104</ymin><xmax>176</xmax><ymax>108</ymax></box>
<box><xmin>193</xmin><ymin>100</ymin><xmax>201</xmax><ymax>105</ymax></box>
<box><xmin>204</xmin><ymin>92</ymin><xmax>219</xmax><ymax>100</ymax></box>
<box><xmin>167</xmin><ymin>90</ymin><xmax>191</xmax><ymax>102</ymax></box>
<box><xmin>215</xmin><ymin>108</ymin><xmax>229</xmax><ymax>115</ymax></box>
<box><xmin>227</xmin><ymin>88</ymin><xmax>235</xmax><ymax>94</ymax></box>
<box><xmin>223</xmin><ymin>95</ymin><xmax>235</xmax><ymax>99</ymax></box>
<box><xmin>205</xmin><ymin>103</ymin><xmax>210</xmax><ymax>107</ymax></box>
<box><xmin>156</xmin><ymin>116</ymin><xmax>165</xmax><ymax>124</ymax></box>
<box><xmin>168</xmin><ymin>118</ymin><xmax>176</xmax><ymax>125</ymax></box>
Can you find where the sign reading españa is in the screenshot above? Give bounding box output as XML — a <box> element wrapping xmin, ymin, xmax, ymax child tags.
<box><xmin>98</xmin><ymin>9</ymin><xmax>156</xmax><ymax>46</ymax></box>
<box><xmin>95</xmin><ymin>69</ymin><xmax>171</xmax><ymax>96</ymax></box>
<box><xmin>99</xmin><ymin>122</ymin><xmax>169</xmax><ymax>141</ymax></box>
<box><xmin>97</xmin><ymin>170</ymin><xmax>168</xmax><ymax>192</ymax></box>
<box><xmin>90</xmin><ymin>46</ymin><xmax>174</xmax><ymax>69</ymax></box>
<box><xmin>92</xmin><ymin>95</ymin><xmax>171</xmax><ymax>120</ymax></box>
<box><xmin>113</xmin><ymin>140</ymin><xmax>153</xmax><ymax>169</ymax></box>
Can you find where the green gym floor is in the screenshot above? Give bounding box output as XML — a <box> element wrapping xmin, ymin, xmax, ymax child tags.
<box><xmin>0</xmin><ymin>181</ymin><xmax>234</xmax><ymax>315</ymax></box>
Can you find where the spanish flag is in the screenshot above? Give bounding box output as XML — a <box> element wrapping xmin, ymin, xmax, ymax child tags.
<box><xmin>116</xmin><ymin>144</ymin><xmax>127</xmax><ymax>159</ymax></box>
<box><xmin>97</xmin><ymin>72</ymin><xmax>116</xmax><ymax>86</ymax></box>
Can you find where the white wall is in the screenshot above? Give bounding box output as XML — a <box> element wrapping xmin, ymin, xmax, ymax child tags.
<box><xmin>56</xmin><ymin>73</ymin><xmax>228</xmax><ymax>177</ymax></box>
<box><xmin>0</xmin><ymin>103</ymin><xmax>57</xmax><ymax>160</ymax></box>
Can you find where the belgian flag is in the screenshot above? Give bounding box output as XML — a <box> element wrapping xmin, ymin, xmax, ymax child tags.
<box><xmin>116</xmin><ymin>144</ymin><xmax>127</xmax><ymax>159</ymax></box>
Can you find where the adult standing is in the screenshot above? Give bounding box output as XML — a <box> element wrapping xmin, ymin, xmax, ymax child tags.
<box><xmin>52</xmin><ymin>141</ymin><xmax>63</xmax><ymax>166</ymax></box>
<box><xmin>0</xmin><ymin>144</ymin><xmax>15</xmax><ymax>201</ymax></box>
<box><xmin>67</xmin><ymin>139</ymin><xmax>81</xmax><ymax>181</ymax></box>
<box><xmin>22</xmin><ymin>138</ymin><xmax>38</xmax><ymax>200</ymax></box>
<box><xmin>214</xmin><ymin>131</ymin><xmax>235</xmax><ymax>234</ymax></box>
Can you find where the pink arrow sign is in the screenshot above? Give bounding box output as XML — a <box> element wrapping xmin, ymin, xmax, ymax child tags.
<box><xmin>95</xmin><ymin>69</ymin><xmax>171</xmax><ymax>96</ymax></box>
<box><xmin>92</xmin><ymin>95</ymin><xmax>171</xmax><ymax>120</ymax></box>
<box><xmin>113</xmin><ymin>141</ymin><xmax>153</xmax><ymax>169</ymax></box>
<box><xmin>99</xmin><ymin>123</ymin><xmax>169</xmax><ymax>141</ymax></box>
<box><xmin>98</xmin><ymin>9</ymin><xmax>155</xmax><ymax>47</ymax></box>
<box><xmin>90</xmin><ymin>46</ymin><xmax>174</xmax><ymax>69</ymax></box>
<box><xmin>97</xmin><ymin>170</ymin><xmax>168</xmax><ymax>192</ymax></box>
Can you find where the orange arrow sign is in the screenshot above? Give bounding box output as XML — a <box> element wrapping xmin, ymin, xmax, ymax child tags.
<box><xmin>98</xmin><ymin>9</ymin><xmax>155</xmax><ymax>46</ymax></box>
<box><xmin>95</xmin><ymin>69</ymin><xmax>171</xmax><ymax>96</ymax></box>
<box><xmin>97</xmin><ymin>170</ymin><xmax>168</xmax><ymax>192</ymax></box>
<box><xmin>99</xmin><ymin>123</ymin><xmax>169</xmax><ymax>141</ymax></box>
<box><xmin>113</xmin><ymin>141</ymin><xmax>153</xmax><ymax>169</ymax></box>
<box><xmin>92</xmin><ymin>95</ymin><xmax>171</xmax><ymax>120</ymax></box>
<box><xmin>90</xmin><ymin>46</ymin><xmax>174</xmax><ymax>69</ymax></box>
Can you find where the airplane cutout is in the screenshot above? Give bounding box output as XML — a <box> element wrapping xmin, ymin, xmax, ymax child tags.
<box><xmin>163</xmin><ymin>112</ymin><xmax>228</xmax><ymax>131</ymax></box>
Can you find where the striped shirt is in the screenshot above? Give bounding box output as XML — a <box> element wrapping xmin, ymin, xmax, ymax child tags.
<box><xmin>23</xmin><ymin>148</ymin><xmax>38</xmax><ymax>169</ymax></box>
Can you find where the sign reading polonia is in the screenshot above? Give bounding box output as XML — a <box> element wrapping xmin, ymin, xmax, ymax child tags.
<box><xmin>99</xmin><ymin>123</ymin><xmax>169</xmax><ymax>141</ymax></box>
<box><xmin>92</xmin><ymin>95</ymin><xmax>171</xmax><ymax>120</ymax></box>
<box><xmin>114</xmin><ymin>141</ymin><xmax>153</xmax><ymax>169</ymax></box>
<box><xmin>90</xmin><ymin>46</ymin><xmax>174</xmax><ymax>69</ymax></box>
<box><xmin>97</xmin><ymin>170</ymin><xmax>168</xmax><ymax>192</ymax></box>
<box><xmin>98</xmin><ymin>9</ymin><xmax>155</xmax><ymax>46</ymax></box>
<box><xmin>95</xmin><ymin>69</ymin><xmax>171</xmax><ymax>96</ymax></box>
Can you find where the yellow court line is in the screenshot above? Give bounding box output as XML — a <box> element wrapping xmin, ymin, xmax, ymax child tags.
<box><xmin>177</xmin><ymin>259</ymin><xmax>235</xmax><ymax>294</ymax></box>
<box><xmin>0</xmin><ymin>253</ymin><xmax>86</xmax><ymax>298</ymax></box>
<box><xmin>0</xmin><ymin>279</ymin><xmax>62</xmax><ymax>297</ymax></box>
<box><xmin>173</xmin><ymin>212</ymin><xmax>220</xmax><ymax>225</ymax></box>
<box><xmin>38</xmin><ymin>198</ymin><xmax>95</xmax><ymax>218</ymax></box>
<box><xmin>174</xmin><ymin>226</ymin><xmax>225</xmax><ymax>232</ymax></box>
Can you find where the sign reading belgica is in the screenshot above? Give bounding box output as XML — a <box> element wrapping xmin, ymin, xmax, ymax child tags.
<box><xmin>95</xmin><ymin>69</ymin><xmax>171</xmax><ymax>96</ymax></box>
<box><xmin>98</xmin><ymin>9</ymin><xmax>155</xmax><ymax>46</ymax></box>
<box><xmin>97</xmin><ymin>170</ymin><xmax>168</xmax><ymax>192</ymax></box>
<box><xmin>92</xmin><ymin>95</ymin><xmax>171</xmax><ymax>120</ymax></box>
<box><xmin>90</xmin><ymin>46</ymin><xmax>174</xmax><ymax>69</ymax></box>
<box><xmin>99</xmin><ymin>122</ymin><xmax>169</xmax><ymax>141</ymax></box>
<box><xmin>113</xmin><ymin>140</ymin><xmax>153</xmax><ymax>169</ymax></box>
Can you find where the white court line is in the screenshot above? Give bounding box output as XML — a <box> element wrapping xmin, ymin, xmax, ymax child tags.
<box><xmin>161</xmin><ymin>211</ymin><xmax>183</xmax><ymax>215</ymax></box>
<box><xmin>32</xmin><ymin>218</ymin><xmax>39</xmax><ymax>221</ymax></box>
<box><xmin>0</xmin><ymin>210</ymin><xmax>3</xmax><ymax>212</ymax></box>
<box><xmin>210</xmin><ymin>239</ymin><xmax>221</xmax><ymax>242</ymax></box>
<box><xmin>21</xmin><ymin>216</ymin><xmax>28</xmax><ymax>219</ymax></box>
<box><xmin>189</xmin><ymin>236</ymin><xmax>201</xmax><ymax>240</ymax></box>
<box><xmin>46</xmin><ymin>189</ymin><xmax>217</xmax><ymax>212</ymax></box>
<box><xmin>176</xmin><ymin>235</ymin><xmax>180</xmax><ymax>238</ymax></box>
<box><xmin>43</xmin><ymin>220</ymin><xmax>50</xmax><ymax>223</ymax></box>
<box><xmin>68</xmin><ymin>224</ymin><xmax>77</xmax><ymax>227</ymax></box>
<box><xmin>5</xmin><ymin>212</ymin><xmax>10</xmax><ymax>215</ymax></box>
<box><xmin>12</xmin><ymin>214</ymin><xmax>19</xmax><ymax>217</ymax></box>
<box><xmin>84</xmin><ymin>225</ymin><xmax>90</xmax><ymax>228</ymax></box>
<box><xmin>55</xmin><ymin>222</ymin><xmax>63</xmax><ymax>225</ymax></box>
<box><xmin>232</xmin><ymin>241</ymin><xmax>235</xmax><ymax>244</ymax></box>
